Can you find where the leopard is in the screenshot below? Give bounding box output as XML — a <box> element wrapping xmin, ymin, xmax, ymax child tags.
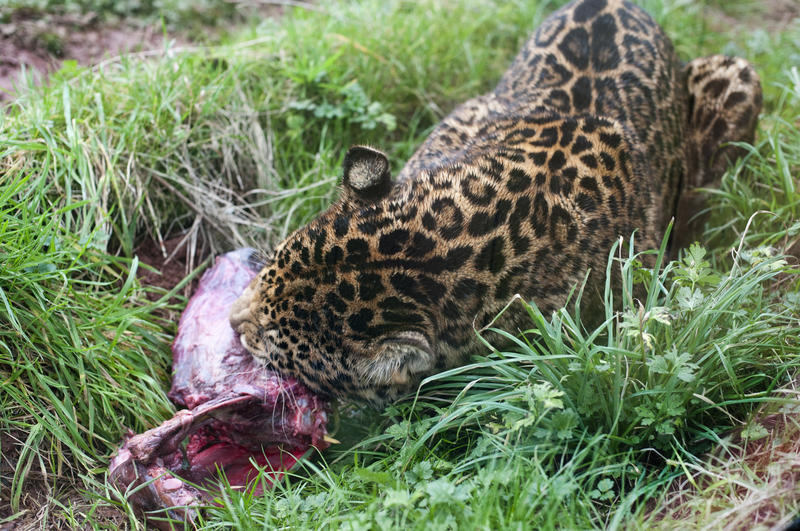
<box><xmin>230</xmin><ymin>0</ymin><xmax>762</xmax><ymax>404</ymax></box>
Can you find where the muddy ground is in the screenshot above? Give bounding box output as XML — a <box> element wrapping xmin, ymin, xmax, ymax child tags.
<box><xmin>0</xmin><ymin>10</ymin><xmax>172</xmax><ymax>102</ymax></box>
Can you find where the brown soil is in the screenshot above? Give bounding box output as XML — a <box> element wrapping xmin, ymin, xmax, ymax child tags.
<box><xmin>135</xmin><ymin>232</ymin><xmax>210</xmax><ymax>303</ymax></box>
<box><xmin>0</xmin><ymin>11</ymin><xmax>168</xmax><ymax>102</ymax></box>
<box><xmin>706</xmin><ymin>0</ymin><xmax>799</xmax><ymax>33</ymax></box>
<box><xmin>0</xmin><ymin>481</ymin><xmax>128</xmax><ymax>530</ymax></box>
<box><xmin>652</xmin><ymin>397</ymin><xmax>800</xmax><ymax>528</ymax></box>
<box><xmin>1</xmin><ymin>429</ymin><xmax>125</xmax><ymax>531</ymax></box>
<box><xmin>762</xmin><ymin>0</ymin><xmax>800</xmax><ymax>27</ymax></box>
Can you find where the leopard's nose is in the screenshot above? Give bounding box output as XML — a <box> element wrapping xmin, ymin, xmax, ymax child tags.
<box><xmin>229</xmin><ymin>284</ymin><xmax>255</xmax><ymax>333</ymax></box>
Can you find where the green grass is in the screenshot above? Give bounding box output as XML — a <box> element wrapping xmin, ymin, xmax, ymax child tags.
<box><xmin>179</xmin><ymin>231</ymin><xmax>799</xmax><ymax>530</ymax></box>
<box><xmin>1</xmin><ymin>0</ymin><xmax>799</xmax><ymax>528</ymax></box>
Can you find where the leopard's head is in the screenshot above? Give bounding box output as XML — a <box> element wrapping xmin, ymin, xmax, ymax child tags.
<box><xmin>230</xmin><ymin>146</ymin><xmax>441</xmax><ymax>404</ymax></box>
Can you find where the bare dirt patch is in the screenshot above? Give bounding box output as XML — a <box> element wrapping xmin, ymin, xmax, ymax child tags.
<box><xmin>706</xmin><ymin>0</ymin><xmax>799</xmax><ymax>33</ymax></box>
<box><xmin>764</xmin><ymin>0</ymin><xmax>800</xmax><ymax>27</ymax></box>
<box><xmin>652</xmin><ymin>385</ymin><xmax>800</xmax><ymax>529</ymax></box>
<box><xmin>135</xmin><ymin>231</ymin><xmax>214</xmax><ymax>314</ymax></box>
<box><xmin>136</xmin><ymin>236</ymin><xmax>196</xmax><ymax>296</ymax></box>
<box><xmin>0</xmin><ymin>11</ymin><xmax>168</xmax><ymax>102</ymax></box>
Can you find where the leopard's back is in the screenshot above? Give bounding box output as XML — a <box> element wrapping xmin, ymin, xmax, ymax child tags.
<box><xmin>400</xmin><ymin>0</ymin><xmax>687</xmax><ymax>234</ymax></box>
<box><xmin>230</xmin><ymin>0</ymin><xmax>762</xmax><ymax>404</ymax></box>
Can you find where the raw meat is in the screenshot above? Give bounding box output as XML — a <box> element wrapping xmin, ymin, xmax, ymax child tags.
<box><xmin>109</xmin><ymin>248</ymin><xmax>329</xmax><ymax>528</ymax></box>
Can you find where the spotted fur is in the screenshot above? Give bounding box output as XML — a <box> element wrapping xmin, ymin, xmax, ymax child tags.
<box><xmin>230</xmin><ymin>0</ymin><xmax>762</xmax><ymax>403</ymax></box>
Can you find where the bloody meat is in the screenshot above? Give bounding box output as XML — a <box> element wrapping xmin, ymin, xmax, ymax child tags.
<box><xmin>109</xmin><ymin>248</ymin><xmax>329</xmax><ymax>527</ymax></box>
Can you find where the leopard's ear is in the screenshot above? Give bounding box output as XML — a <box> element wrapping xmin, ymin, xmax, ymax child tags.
<box><xmin>340</xmin><ymin>145</ymin><xmax>393</xmax><ymax>207</ymax></box>
<box><xmin>360</xmin><ymin>331</ymin><xmax>435</xmax><ymax>387</ymax></box>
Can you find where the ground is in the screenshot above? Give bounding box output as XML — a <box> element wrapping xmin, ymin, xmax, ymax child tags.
<box><xmin>0</xmin><ymin>11</ymin><xmax>166</xmax><ymax>102</ymax></box>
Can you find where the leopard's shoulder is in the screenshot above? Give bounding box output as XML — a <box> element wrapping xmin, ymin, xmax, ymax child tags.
<box><xmin>230</xmin><ymin>0</ymin><xmax>762</xmax><ymax>404</ymax></box>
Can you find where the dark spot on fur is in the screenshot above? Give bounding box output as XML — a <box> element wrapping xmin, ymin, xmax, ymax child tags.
<box><xmin>599</xmin><ymin>131</ymin><xmax>622</xmax><ymax>149</ymax></box>
<box><xmin>703</xmin><ymin>78</ymin><xmax>730</xmax><ymax>99</ymax></box>
<box><xmin>390</xmin><ymin>273</ymin><xmax>429</xmax><ymax>305</ymax></box>
<box><xmin>723</xmin><ymin>91</ymin><xmax>747</xmax><ymax>109</ymax></box>
<box><xmin>326</xmin><ymin>292</ymin><xmax>347</xmax><ymax>314</ymax></box>
<box><xmin>348</xmin><ymin>308</ymin><xmax>374</xmax><ymax>333</ymax></box>
<box><xmin>357</xmin><ymin>220</ymin><xmax>379</xmax><ymax>235</ymax></box>
<box><xmin>511</xmin><ymin>196</ymin><xmax>531</xmax><ymax>228</ymax></box>
<box><xmin>535</xmin><ymin>126</ymin><xmax>559</xmax><ymax>147</ymax></box>
<box><xmin>710</xmin><ymin>116</ymin><xmax>728</xmax><ymax>141</ymax></box>
<box><xmin>530</xmin><ymin>151</ymin><xmax>548</xmax><ymax>166</ymax></box>
<box><xmin>338</xmin><ymin>280</ymin><xmax>355</xmax><ymax>301</ymax></box>
<box><xmin>408</xmin><ymin>232</ymin><xmax>436</xmax><ymax>257</ymax></box>
<box><xmin>545</xmin><ymin>89</ymin><xmax>572</xmax><ymax>112</ymax></box>
<box><xmin>312</xmin><ymin>229</ymin><xmax>327</xmax><ymax>264</ymax></box>
<box><xmin>560</xmin><ymin>120</ymin><xmax>578</xmax><ymax>146</ymax></box>
<box><xmin>357</xmin><ymin>273</ymin><xmax>384</xmax><ymax>301</ymax></box>
<box><xmin>538</xmin><ymin>53</ymin><xmax>574</xmax><ymax>88</ymax></box>
<box><xmin>571</xmin><ymin>76</ymin><xmax>592</xmax><ymax>111</ymax></box>
<box><xmin>507</xmin><ymin>168</ymin><xmax>532</xmax><ymax>192</ymax></box>
<box><xmin>549</xmin><ymin>150</ymin><xmax>567</xmax><ymax>171</ymax></box>
<box><xmin>325</xmin><ymin>245</ymin><xmax>344</xmax><ymax>266</ymax></box>
<box><xmin>599</xmin><ymin>152</ymin><xmax>616</xmax><ymax>171</ymax></box>
<box><xmin>738</xmin><ymin>67</ymin><xmax>751</xmax><ymax>83</ymax></box>
<box><xmin>333</xmin><ymin>217</ymin><xmax>349</xmax><ymax>237</ymax></box>
<box><xmin>461</xmin><ymin>173</ymin><xmax>496</xmax><ymax>207</ymax></box>
<box><xmin>346</xmin><ymin>238</ymin><xmax>370</xmax><ymax>264</ymax></box>
<box><xmin>574</xmin><ymin>0</ymin><xmax>607</xmax><ymax>23</ymax></box>
<box><xmin>443</xmin><ymin>246</ymin><xmax>474</xmax><ymax>270</ymax></box>
<box><xmin>576</xmin><ymin>193</ymin><xmax>597</xmax><ymax>212</ymax></box>
<box><xmin>422</xmin><ymin>212</ymin><xmax>436</xmax><ymax>231</ymax></box>
<box><xmin>433</xmin><ymin>197</ymin><xmax>465</xmax><ymax>240</ymax></box>
<box><xmin>292</xmin><ymin>305</ymin><xmax>309</xmax><ymax>320</ymax></box>
<box><xmin>580</xmin><ymin>153</ymin><xmax>598</xmax><ymax>168</ymax></box>
<box><xmin>531</xmin><ymin>192</ymin><xmax>549</xmax><ymax>237</ymax></box>
<box><xmin>378</xmin><ymin>229</ymin><xmax>410</xmax><ymax>255</ymax></box>
<box><xmin>468</xmin><ymin>211</ymin><xmax>492</xmax><ymax>237</ymax></box>
<box><xmin>607</xmin><ymin>195</ymin><xmax>619</xmax><ymax>217</ymax></box>
<box><xmin>558</xmin><ymin>27</ymin><xmax>590</xmax><ymax>70</ymax></box>
<box><xmin>580</xmin><ymin>177</ymin><xmax>599</xmax><ymax>192</ymax></box>
<box><xmin>495</xmin><ymin>199</ymin><xmax>512</xmax><ymax>224</ymax></box>
<box><xmin>550</xmin><ymin>173</ymin><xmax>562</xmax><ymax>194</ymax></box>
<box><xmin>590</xmin><ymin>14</ymin><xmax>619</xmax><ymax>71</ymax></box>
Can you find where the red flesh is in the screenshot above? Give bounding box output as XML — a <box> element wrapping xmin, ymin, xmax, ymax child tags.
<box><xmin>108</xmin><ymin>249</ymin><xmax>329</xmax><ymax>527</ymax></box>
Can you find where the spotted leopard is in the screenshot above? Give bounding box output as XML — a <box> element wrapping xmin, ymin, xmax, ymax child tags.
<box><xmin>230</xmin><ymin>0</ymin><xmax>762</xmax><ymax>403</ymax></box>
